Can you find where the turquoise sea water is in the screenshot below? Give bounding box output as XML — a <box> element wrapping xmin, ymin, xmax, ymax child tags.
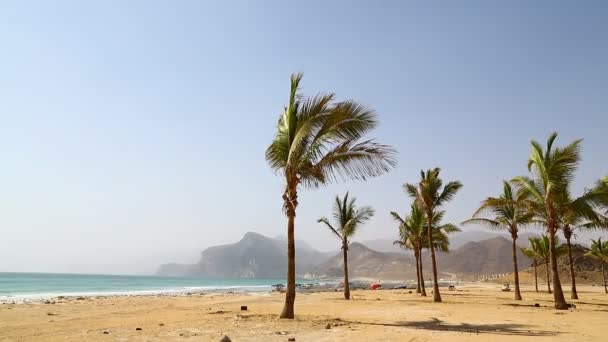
<box><xmin>0</xmin><ymin>272</ymin><xmax>293</xmax><ymax>301</ymax></box>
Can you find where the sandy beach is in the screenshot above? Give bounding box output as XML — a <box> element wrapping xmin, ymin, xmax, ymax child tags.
<box><xmin>1</xmin><ymin>283</ymin><xmax>606</xmax><ymax>341</ymax></box>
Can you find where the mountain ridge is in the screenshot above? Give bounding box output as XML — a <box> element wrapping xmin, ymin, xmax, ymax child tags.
<box><xmin>157</xmin><ymin>232</ymin><xmax>554</xmax><ymax>280</ymax></box>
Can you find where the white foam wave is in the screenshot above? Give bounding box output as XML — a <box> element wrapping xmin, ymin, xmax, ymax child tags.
<box><xmin>0</xmin><ymin>285</ymin><xmax>272</xmax><ymax>304</ymax></box>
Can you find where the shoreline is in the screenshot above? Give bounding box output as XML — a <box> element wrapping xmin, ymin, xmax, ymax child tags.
<box><xmin>1</xmin><ymin>283</ymin><xmax>606</xmax><ymax>341</ymax></box>
<box><xmin>0</xmin><ymin>278</ymin><xmax>450</xmax><ymax>304</ymax></box>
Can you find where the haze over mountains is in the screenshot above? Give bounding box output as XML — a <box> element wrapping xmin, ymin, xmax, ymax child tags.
<box><xmin>157</xmin><ymin>231</ymin><xmax>540</xmax><ymax>280</ymax></box>
<box><xmin>361</xmin><ymin>230</ymin><xmax>538</xmax><ymax>254</ymax></box>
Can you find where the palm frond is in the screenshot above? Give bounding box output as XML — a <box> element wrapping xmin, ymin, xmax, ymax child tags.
<box><xmin>461</xmin><ymin>218</ymin><xmax>503</xmax><ymax>229</ymax></box>
<box><xmin>436</xmin><ymin>181</ymin><xmax>463</xmax><ymax>206</ymax></box>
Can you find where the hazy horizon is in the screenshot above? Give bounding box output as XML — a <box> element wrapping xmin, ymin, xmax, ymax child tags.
<box><xmin>1</xmin><ymin>1</ymin><xmax>607</xmax><ymax>275</ymax></box>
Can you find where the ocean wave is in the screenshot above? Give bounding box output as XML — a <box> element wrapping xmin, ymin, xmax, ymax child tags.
<box><xmin>0</xmin><ymin>285</ymin><xmax>272</xmax><ymax>303</ymax></box>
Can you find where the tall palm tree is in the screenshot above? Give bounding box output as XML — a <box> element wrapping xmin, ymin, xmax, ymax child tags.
<box><xmin>404</xmin><ymin>168</ymin><xmax>463</xmax><ymax>302</ymax></box>
<box><xmin>318</xmin><ymin>192</ymin><xmax>374</xmax><ymax>300</ymax></box>
<box><xmin>512</xmin><ymin>132</ymin><xmax>582</xmax><ymax>309</ymax></box>
<box><xmin>585</xmin><ymin>238</ymin><xmax>608</xmax><ymax>294</ymax></box>
<box><xmin>266</xmin><ymin>73</ymin><xmax>396</xmax><ymax>318</ymax></box>
<box><xmin>392</xmin><ymin>207</ymin><xmax>460</xmax><ymax>296</ymax></box>
<box><xmin>462</xmin><ymin>181</ymin><xmax>534</xmax><ymax>300</ymax></box>
<box><xmin>522</xmin><ymin>237</ymin><xmax>542</xmax><ymax>292</ymax></box>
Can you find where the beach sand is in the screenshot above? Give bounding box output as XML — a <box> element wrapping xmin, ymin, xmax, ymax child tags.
<box><xmin>1</xmin><ymin>283</ymin><xmax>606</xmax><ymax>341</ymax></box>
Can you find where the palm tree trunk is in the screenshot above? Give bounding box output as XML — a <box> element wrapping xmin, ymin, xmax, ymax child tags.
<box><xmin>419</xmin><ymin>247</ymin><xmax>427</xmax><ymax>296</ymax></box>
<box><xmin>603</xmin><ymin>263</ymin><xmax>607</xmax><ymax>294</ymax></box>
<box><xmin>548</xmin><ymin>227</ymin><xmax>568</xmax><ymax>309</ymax></box>
<box><xmin>533</xmin><ymin>260</ymin><xmax>538</xmax><ymax>292</ymax></box>
<box><xmin>511</xmin><ymin>235</ymin><xmax>522</xmax><ymax>300</ymax></box>
<box><xmin>427</xmin><ymin>212</ymin><xmax>441</xmax><ymax>302</ymax></box>
<box><xmin>280</xmin><ymin>188</ymin><xmax>297</xmax><ymax>319</ymax></box>
<box><xmin>343</xmin><ymin>243</ymin><xmax>350</xmax><ymax>300</ymax></box>
<box><xmin>565</xmin><ymin>235</ymin><xmax>578</xmax><ymax>299</ymax></box>
<box><xmin>414</xmin><ymin>250</ymin><xmax>421</xmax><ymax>294</ymax></box>
<box><xmin>545</xmin><ymin>262</ymin><xmax>552</xmax><ymax>294</ymax></box>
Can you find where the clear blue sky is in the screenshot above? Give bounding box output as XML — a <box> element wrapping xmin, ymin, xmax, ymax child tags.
<box><xmin>1</xmin><ymin>1</ymin><xmax>606</xmax><ymax>274</ymax></box>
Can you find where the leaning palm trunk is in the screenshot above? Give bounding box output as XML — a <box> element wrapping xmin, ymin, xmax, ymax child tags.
<box><xmin>342</xmin><ymin>243</ymin><xmax>350</xmax><ymax>300</ymax></box>
<box><xmin>564</xmin><ymin>234</ymin><xmax>578</xmax><ymax>299</ymax></box>
<box><xmin>511</xmin><ymin>235</ymin><xmax>522</xmax><ymax>300</ymax></box>
<box><xmin>603</xmin><ymin>263</ymin><xmax>607</xmax><ymax>294</ymax></box>
<box><xmin>427</xmin><ymin>213</ymin><xmax>441</xmax><ymax>302</ymax></box>
<box><xmin>419</xmin><ymin>248</ymin><xmax>427</xmax><ymax>296</ymax></box>
<box><xmin>414</xmin><ymin>250</ymin><xmax>421</xmax><ymax>294</ymax></box>
<box><xmin>280</xmin><ymin>188</ymin><xmax>297</xmax><ymax>319</ymax></box>
<box><xmin>545</xmin><ymin>262</ymin><xmax>552</xmax><ymax>293</ymax></box>
<box><xmin>533</xmin><ymin>260</ymin><xmax>538</xmax><ymax>292</ymax></box>
<box><xmin>548</xmin><ymin>228</ymin><xmax>568</xmax><ymax>309</ymax></box>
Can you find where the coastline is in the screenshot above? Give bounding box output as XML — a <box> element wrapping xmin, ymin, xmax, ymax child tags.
<box><xmin>0</xmin><ymin>274</ymin><xmax>442</xmax><ymax>304</ymax></box>
<box><xmin>1</xmin><ymin>283</ymin><xmax>606</xmax><ymax>341</ymax></box>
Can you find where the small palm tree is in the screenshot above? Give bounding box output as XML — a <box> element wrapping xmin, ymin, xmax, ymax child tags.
<box><xmin>404</xmin><ymin>168</ymin><xmax>462</xmax><ymax>302</ymax></box>
<box><xmin>427</xmin><ymin>210</ymin><xmax>462</xmax><ymax>252</ymax></box>
<box><xmin>585</xmin><ymin>238</ymin><xmax>608</xmax><ymax>294</ymax></box>
<box><xmin>392</xmin><ymin>207</ymin><xmax>460</xmax><ymax>296</ymax></box>
<box><xmin>462</xmin><ymin>181</ymin><xmax>533</xmax><ymax>300</ymax></box>
<box><xmin>513</xmin><ymin>132</ymin><xmax>581</xmax><ymax>309</ymax></box>
<box><xmin>318</xmin><ymin>192</ymin><xmax>374</xmax><ymax>300</ymax></box>
<box><xmin>535</xmin><ymin>234</ymin><xmax>567</xmax><ymax>293</ymax></box>
<box><xmin>559</xmin><ymin>199</ymin><xmax>607</xmax><ymax>299</ymax></box>
<box><xmin>391</xmin><ymin>205</ymin><xmax>427</xmax><ymax>296</ymax></box>
<box><xmin>522</xmin><ymin>237</ymin><xmax>542</xmax><ymax>293</ymax></box>
<box><xmin>555</xmin><ymin>178</ymin><xmax>608</xmax><ymax>299</ymax></box>
<box><xmin>266</xmin><ymin>73</ymin><xmax>396</xmax><ymax>318</ymax></box>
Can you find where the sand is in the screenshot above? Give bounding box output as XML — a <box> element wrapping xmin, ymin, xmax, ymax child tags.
<box><xmin>1</xmin><ymin>283</ymin><xmax>606</xmax><ymax>341</ymax></box>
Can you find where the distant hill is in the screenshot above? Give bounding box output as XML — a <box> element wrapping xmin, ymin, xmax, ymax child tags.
<box><xmin>315</xmin><ymin>242</ymin><xmax>418</xmax><ymax>280</ymax></box>
<box><xmin>158</xmin><ymin>232</ymin><xmax>598</xmax><ymax>282</ymax></box>
<box><xmin>360</xmin><ymin>231</ymin><xmax>537</xmax><ymax>254</ymax></box>
<box><xmin>157</xmin><ymin>232</ymin><xmax>327</xmax><ymax>278</ymax></box>
<box><xmin>358</xmin><ymin>239</ymin><xmax>406</xmax><ymax>254</ymax></box>
<box><xmin>430</xmin><ymin>236</ymin><xmax>531</xmax><ymax>278</ymax></box>
<box><xmin>496</xmin><ymin>243</ymin><xmax>606</xmax><ymax>285</ymax></box>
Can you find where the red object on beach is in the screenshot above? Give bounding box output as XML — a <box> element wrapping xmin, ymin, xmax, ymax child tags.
<box><xmin>369</xmin><ymin>283</ymin><xmax>381</xmax><ymax>290</ymax></box>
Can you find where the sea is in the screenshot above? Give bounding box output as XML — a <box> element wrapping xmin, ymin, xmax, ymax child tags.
<box><xmin>0</xmin><ymin>272</ymin><xmax>304</xmax><ymax>302</ymax></box>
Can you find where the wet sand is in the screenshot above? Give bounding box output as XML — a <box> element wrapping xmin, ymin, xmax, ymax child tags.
<box><xmin>1</xmin><ymin>283</ymin><xmax>606</xmax><ymax>341</ymax></box>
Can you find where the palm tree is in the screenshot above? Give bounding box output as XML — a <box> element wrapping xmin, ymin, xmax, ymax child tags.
<box><xmin>512</xmin><ymin>132</ymin><xmax>581</xmax><ymax>309</ymax></box>
<box><xmin>391</xmin><ymin>205</ymin><xmax>427</xmax><ymax>296</ymax></box>
<box><xmin>392</xmin><ymin>207</ymin><xmax>460</xmax><ymax>296</ymax></box>
<box><xmin>559</xmin><ymin>197</ymin><xmax>607</xmax><ymax>299</ymax></box>
<box><xmin>426</xmin><ymin>210</ymin><xmax>462</xmax><ymax>252</ymax></box>
<box><xmin>404</xmin><ymin>168</ymin><xmax>463</xmax><ymax>302</ymax></box>
<box><xmin>462</xmin><ymin>181</ymin><xmax>533</xmax><ymax>300</ymax></box>
<box><xmin>599</xmin><ymin>176</ymin><xmax>608</xmax><ymax>211</ymax></box>
<box><xmin>535</xmin><ymin>234</ymin><xmax>567</xmax><ymax>293</ymax></box>
<box><xmin>536</xmin><ymin>235</ymin><xmax>552</xmax><ymax>293</ymax></box>
<box><xmin>318</xmin><ymin>192</ymin><xmax>374</xmax><ymax>300</ymax></box>
<box><xmin>585</xmin><ymin>238</ymin><xmax>608</xmax><ymax>294</ymax></box>
<box><xmin>266</xmin><ymin>73</ymin><xmax>396</xmax><ymax>318</ymax></box>
<box><xmin>522</xmin><ymin>237</ymin><xmax>542</xmax><ymax>292</ymax></box>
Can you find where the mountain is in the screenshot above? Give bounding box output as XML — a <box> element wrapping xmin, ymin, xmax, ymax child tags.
<box><xmin>157</xmin><ymin>232</ymin><xmax>328</xmax><ymax>278</ymax></box>
<box><xmin>360</xmin><ymin>231</ymin><xmax>537</xmax><ymax>254</ymax></box>
<box><xmin>494</xmin><ymin>243</ymin><xmax>606</xmax><ymax>285</ymax></box>
<box><xmin>358</xmin><ymin>239</ymin><xmax>406</xmax><ymax>254</ymax></box>
<box><xmin>315</xmin><ymin>242</ymin><xmax>417</xmax><ymax>279</ymax></box>
<box><xmin>430</xmin><ymin>236</ymin><xmax>531</xmax><ymax>277</ymax></box>
<box><xmin>157</xmin><ymin>233</ymin><xmax>563</xmax><ymax>281</ymax></box>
